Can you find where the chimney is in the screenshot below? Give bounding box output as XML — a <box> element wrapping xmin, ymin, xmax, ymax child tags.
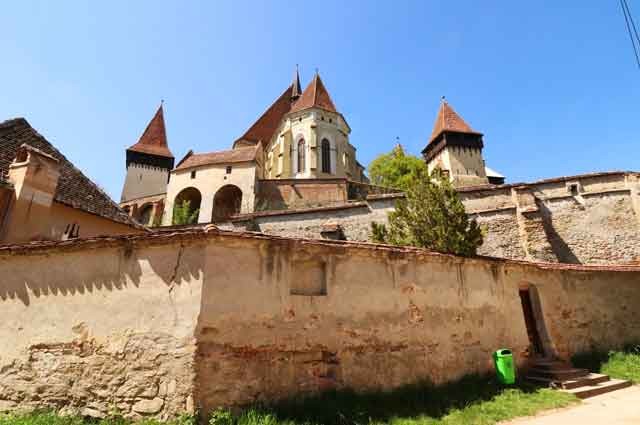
<box><xmin>6</xmin><ymin>144</ymin><xmax>61</xmax><ymax>242</ymax></box>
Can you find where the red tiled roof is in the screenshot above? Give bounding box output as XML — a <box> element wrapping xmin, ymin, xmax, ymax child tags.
<box><xmin>233</xmin><ymin>85</ymin><xmax>297</xmax><ymax>148</ymax></box>
<box><xmin>127</xmin><ymin>105</ymin><xmax>174</xmax><ymax>158</ymax></box>
<box><xmin>429</xmin><ymin>100</ymin><xmax>481</xmax><ymax>143</ymax></box>
<box><xmin>175</xmin><ymin>144</ymin><xmax>259</xmax><ymax>170</ymax></box>
<box><xmin>0</xmin><ymin>118</ymin><xmax>138</xmax><ymax>227</ymax></box>
<box><xmin>291</xmin><ymin>73</ymin><xmax>337</xmax><ymax>113</ymax></box>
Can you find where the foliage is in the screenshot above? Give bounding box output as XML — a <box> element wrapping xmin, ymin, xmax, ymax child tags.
<box><xmin>368</xmin><ymin>144</ymin><xmax>428</xmax><ymax>191</ymax></box>
<box><xmin>203</xmin><ymin>375</ymin><xmax>576</xmax><ymax>425</ymax></box>
<box><xmin>172</xmin><ymin>200</ymin><xmax>199</xmax><ymax>225</ymax></box>
<box><xmin>0</xmin><ymin>411</ymin><xmax>195</xmax><ymax>425</ymax></box>
<box><xmin>209</xmin><ymin>409</ymin><xmax>235</xmax><ymax>425</ymax></box>
<box><xmin>573</xmin><ymin>344</ymin><xmax>640</xmax><ymax>383</ymax></box>
<box><xmin>370</xmin><ymin>169</ymin><xmax>483</xmax><ymax>256</ymax></box>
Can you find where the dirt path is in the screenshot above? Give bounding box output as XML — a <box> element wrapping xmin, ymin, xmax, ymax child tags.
<box><xmin>501</xmin><ymin>386</ymin><xmax>640</xmax><ymax>425</ymax></box>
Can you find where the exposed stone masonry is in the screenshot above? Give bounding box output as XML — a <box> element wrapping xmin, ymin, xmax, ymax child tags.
<box><xmin>221</xmin><ymin>171</ymin><xmax>640</xmax><ymax>265</ymax></box>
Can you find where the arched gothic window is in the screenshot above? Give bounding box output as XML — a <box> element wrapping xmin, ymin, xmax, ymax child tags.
<box><xmin>321</xmin><ymin>139</ymin><xmax>331</xmax><ymax>174</ymax></box>
<box><xmin>297</xmin><ymin>139</ymin><xmax>306</xmax><ymax>173</ymax></box>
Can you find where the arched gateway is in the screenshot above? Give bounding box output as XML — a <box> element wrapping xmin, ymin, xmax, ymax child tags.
<box><xmin>212</xmin><ymin>185</ymin><xmax>242</xmax><ymax>221</ymax></box>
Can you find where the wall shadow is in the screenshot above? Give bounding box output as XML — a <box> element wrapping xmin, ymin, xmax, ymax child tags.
<box><xmin>536</xmin><ymin>200</ymin><xmax>581</xmax><ymax>264</ymax></box>
<box><xmin>208</xmin><ymin>374</ymin><xmax>543</xmax><ymax>424</ymax></box>
<box><xmin>0</xmin><ymin>240</ymin><xmax>202</xmax><ymax>307</ymax></box>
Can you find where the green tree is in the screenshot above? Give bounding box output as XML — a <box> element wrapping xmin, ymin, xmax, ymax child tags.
<box><xmin>172</xmin><ymin>200</ymin><xmax>200</xmax><ymax>225</ymax></box>
<box><xmin>368</xmin><ymin>144</ymin><xmax>428</xmax><ymax>190</ymax></box>
<box><xmin>370</xmin><ymin>169</ymin><xmax>483</xmax><ymax>256</ymax></box>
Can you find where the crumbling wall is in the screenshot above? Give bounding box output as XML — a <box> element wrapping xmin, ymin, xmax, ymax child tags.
<box><xmin>195</xmin><ymin>237</ymin><xmax>529</xmax><ymax>412</ymax></box>
<box><xmin>1</xmin><ymin>230</ymin><xmax>640</xmax><ymax>419</ymax></box>
<box><xmin>0</xmin><ymin>240</ymin><xmax>205</xmax><ymax>420</ymax></box>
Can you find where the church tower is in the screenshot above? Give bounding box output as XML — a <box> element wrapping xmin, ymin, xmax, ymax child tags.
<box><xmin>120</xmin><ymin>104</ymin><xmax>174</xmax><ymax>202</ymax></box>
<box><xmin>422</xmin><ymin>99</ymin><xmax>489</xmax><ymax>187</ymax></box>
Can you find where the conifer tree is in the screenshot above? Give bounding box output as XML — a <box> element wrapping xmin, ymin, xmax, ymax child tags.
<box><xmin>371</xmin><ymin>169</ymin><xmax>483</xmax><ymax>256</ymax></box>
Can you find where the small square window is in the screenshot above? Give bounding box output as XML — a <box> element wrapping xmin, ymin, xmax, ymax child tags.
<box><xmin>226</xmin><ymin>166</ymin><xmax>232</xmax><ymax>174</ymax></box>
<box><xmin>190</xmin><ymin>170</ymin><xmax>196</xmax><ymax>179</ymax></box>
<box><xmin>568</xmin><ymin>183</ymin><xmax>579</xmax><ymax>196</ymax></box>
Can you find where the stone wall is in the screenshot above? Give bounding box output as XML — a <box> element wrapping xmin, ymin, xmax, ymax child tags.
<box><xmin>225</xmin><ymin>172</ymin><xmax>640</xmax><ymax>265</ymax></box>
<box><xmin>1</xmin><ymin>229</ymin><xmax>640</xmax><ymax>419</ymax></box>
<box><xmin>0</xmin><ymin>239</ymin><xmax>205</xmax><ymax>420</ymax></box>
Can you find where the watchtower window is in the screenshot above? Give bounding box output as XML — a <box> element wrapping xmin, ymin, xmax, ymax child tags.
<box><xmin>190</xmin><ymin>170</ymin><xmax>196</xmax><ymax>179</ymax></box>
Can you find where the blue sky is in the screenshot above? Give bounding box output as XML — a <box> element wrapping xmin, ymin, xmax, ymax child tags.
<box><xmin>1</xmin><ymin>1</ymin><xmax>638</xmax><ymax>199</ymax></box>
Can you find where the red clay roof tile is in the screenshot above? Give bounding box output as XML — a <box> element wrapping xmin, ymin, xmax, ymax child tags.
<box><xmin>175</xmin><ymin>145</ymin><xmax>259</xmax><ymax>171</ymax></box>
<box><xmin>234</xmin><ymin>85</ymin><xmax>297</xmax><ymax>148</ymax></box>
<box><xmin>291</xmin><ymin>73</ymin><xmax>337</xmax><ymax>113</ymax></box>
<box><xmin>127</xmin><ymin>105</ymin><xmax>174</xmax><ymax>158</ymax></box>
<box><xmin>429</xmin><ymin>100</ymin><xmax>480</xmax><ymax>143</ymax></box>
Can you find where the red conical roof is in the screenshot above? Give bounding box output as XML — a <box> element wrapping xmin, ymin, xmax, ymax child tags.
<box><xmin>291</xmin><ymin>73</ymin><xmax>337</xmax><ymax>113</ymax></box>
<box><xmin>429</xmin><ymin>100</ymin><xmax>480</xmax><ymax>143</ymax></box>
<box><xmin>128</xmin><ymin>104</ymin><xmax>173</xmax><ymax>158</ymax></box>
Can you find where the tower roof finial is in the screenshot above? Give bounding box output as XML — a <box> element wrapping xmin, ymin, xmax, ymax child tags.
<box><xmin>291</xmin><ymin>64</ymin><xmax>302</xmax><ymax>100</ymax></box>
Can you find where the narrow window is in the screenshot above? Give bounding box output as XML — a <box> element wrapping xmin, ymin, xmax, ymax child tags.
<box><xmin>321</xmin><ymin>139</ymin><xmax>331</xmax><ymax>174</ymax></box>
<box><xmin>190</xmin><ymin>170</ymin><xmax>196</xmax><ymax>179</ymax></box>
<box><xmin>297</xmin><ymin>139</ymin><xmax>306</xmax><ymax>173</ymax></box>
<box><xmin>226</xmin><ymin>166</ymin><xmax>232</xmax><ymax>174</ymax></box>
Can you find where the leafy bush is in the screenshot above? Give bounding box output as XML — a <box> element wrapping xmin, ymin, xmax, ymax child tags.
<box><xmin>172</xmin><ymin>200</ymin><xmax>199</xmax><ymax>225</ymax></box>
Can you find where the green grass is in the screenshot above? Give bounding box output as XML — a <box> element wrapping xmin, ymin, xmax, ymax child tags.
<box><xmin>573</xmin><ymin>344</ymin><xmax>640</xmax><ymax>384</ymax></box>
<box><xmin>209</xmin><ymin>375</ymin><xmax>576</xmax><ymax>425</ymax></box>
<box><xmin>0</xmin><ymin>375</ymin><xmax>578</xmax><ymax>425</ymax></box>
<box><xmin>0</xmin><ymin>412</ymin><xmax>195</xmax><ymax>425</ymax></box>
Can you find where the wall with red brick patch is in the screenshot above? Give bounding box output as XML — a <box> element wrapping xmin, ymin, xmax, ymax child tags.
<box><xmin>256</xmin><ymin>179</ymin><xmax>348</xmax><ymax>210</ymax></box>
<box><xmin>0</xmin><ymin>230</ymin><xmax>639</xmax><ymax>420</ymax></box>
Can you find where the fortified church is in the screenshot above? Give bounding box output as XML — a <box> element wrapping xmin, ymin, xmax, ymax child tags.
<box><xmin>119</xmin><ymin>68</ymin><xmax>503</xmax><ymax>226</ymax></box>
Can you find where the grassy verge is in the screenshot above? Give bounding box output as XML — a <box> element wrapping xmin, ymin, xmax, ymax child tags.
<box><xmin>0</xmin><ymin>412</ymin><xmax>195</xmax><ymax>425</ymax></box>
<box><xmin>209</xmin><ymin>375</ymin><xmax>575</xmax><ymax>425</ymax></box>
<box><xmin>572</xmin><ymin>344</ymin><xmax>640</xmax><ymax>383</ymax></box>
<box><xmin>0</xmin><ymin>375</ymin><xmax>578</xmax><ymax>425</ymax></box>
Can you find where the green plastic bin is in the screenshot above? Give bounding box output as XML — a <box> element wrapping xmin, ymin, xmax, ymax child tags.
<box><xmin>493</xmin><ymin>348</ymin><xmax>516</xmax><ymax>384</ymax></box>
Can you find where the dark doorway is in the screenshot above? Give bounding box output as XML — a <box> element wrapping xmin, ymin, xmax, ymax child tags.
<box><xmin>519</xmin><ymin>288</ymin><xmax>544</xmax><ymax>356</ymax></box>
<box><xmin>212</xmin><ymin>185</ymin><xmax>243</xmax><ymax>220</ymax></box>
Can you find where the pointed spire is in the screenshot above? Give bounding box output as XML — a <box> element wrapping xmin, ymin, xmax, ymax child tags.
<box><xmin>127</xmin><ymin>103</ymin><xmax>174</xmax><ymax>158</ymax></box>
<box><xmin>291</xmin><ymin>64</ymin><xmax>302</xmax><ymax>100</ymax></box>
<box><xmin>291</xmin><ymin>72</ymin><xmax>337</xmax><ymax>113</ymax></box>
<box><xmin>429</xmin><ymin>98</ymin><xmax>479</xmax><ymax>143</ymax></box>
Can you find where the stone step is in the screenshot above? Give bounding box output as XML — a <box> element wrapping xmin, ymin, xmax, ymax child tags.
<box><xmin>530</xmin><ymin>360</ymin><xmax>574</xmax><ymax>371</ymax></box>
<box><xmin>562</xmin><ymin>378</ymin><xmax>632</xmax><ymax>399</ymax></box>
<box><xmin>526</xmin><ymin>373</ymin><xmax>610</xmax><ymax>389</ymax></box>
<box><xmin>527</xmin><ymin>367</ymin><xmax>590</xmax><ymax>380</ymax></box>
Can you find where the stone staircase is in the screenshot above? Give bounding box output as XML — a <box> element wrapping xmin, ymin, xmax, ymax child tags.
<box><xmin>525</xmin><ymin>358</ymin><xmax>632</xmax><ymax>399</ymax></box>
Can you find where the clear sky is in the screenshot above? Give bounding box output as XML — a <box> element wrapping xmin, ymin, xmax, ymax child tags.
<box><xmin>1</xmin><ymin>1</ymin><xmax>638</xmax><ymax>199</ymax></box>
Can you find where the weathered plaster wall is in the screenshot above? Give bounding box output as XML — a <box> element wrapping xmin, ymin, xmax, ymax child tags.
<box><xmin>0</xmin><ymin>240</ymin><xmax>205</xmax><ymax>419</ymax></box>
<box><xmin>195</xmin><ymin>232</ymin><xmax>640</xmax><ymax>413</ymax></box>
<box><xmin>1</xmin><ymin>230</ymin><xmax>640</xmax><ymax>419</ymax></box>
<box><xmin>121</xmin><ymin>164</ymin><xmax>169</xmax><ymax>203</ymax></box>
<box><xmin>164</xmin><ymin>162</ymin><xmax>257</xmax><ymax>225</ymax></box>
